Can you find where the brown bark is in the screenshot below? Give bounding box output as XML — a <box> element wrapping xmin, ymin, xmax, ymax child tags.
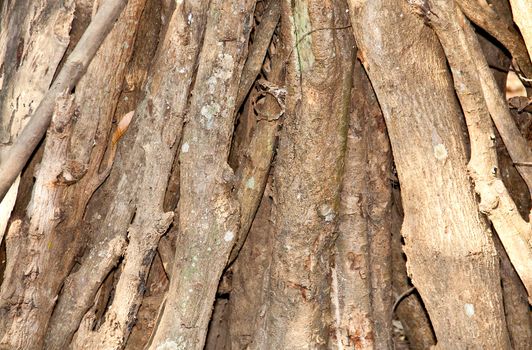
<box><xmin>225</xmin><ymin>190</ymin><xmax>274</xmax><ymax>350</ymax></box>
<box><xmin>479</xmin><ymin>30</ymin><xmax>532</xmax><ymax>349</ymax></box>
<box><xmin>65</xmin><ymin>0</ymin><xmax>212</xmax><ymax>348</ymax></box>
<box><xmin>228</xmin><ymin>15</ymin><xmax>283</xmax><ymax>264</ymax></box>
<box><xmin>330</xmin><ymin>61</ymin><xmax>393</xmax><ymax>349</ymax></box>
<box><xmin>205</xmin><ymin>299</ymin><xmax>231</xmax><ymax>350</ymax></box>
<box><xmin>420</xmin><ymin>0</ymin><xmax>532</xmax><ymax>303</ymax></box>
<box><xmin>0</xmin><ymin>0</ymin><xmax>75</xmax><ymax>251</ymax></box>
<box><xmin>1</xmin><ymin>1</ymin><xmax>530</xmax><ymax>348</ymax></box>
<box><xmin>348</xmin><ymin>0</ymin><xmax>511</xmax><ymax>348</ymax></box>
<box><xmin>235</xmin><ymin>0</ymin><xmax>281</xmax><ymax>111</ymax></box>
<box><xmin>0</xmin><ymin>0</ymin><xmax>129</xmax><ymax>201</ymax></box>
<box><xmin>0</xmin><ymin>2</ymin><xmax>144</xmax><ymax>348</ymax></box>
<box><xmin>391</xmin><ymin>187</ymin><xmax>436</xmax><ymax>350</ymax></box>
<box><xmin>146</xmin><ymin>1</ymin><xmax>256</xmax><ymax>348</ymax></box>
<box><xmin>362</xmin><ymin>68</ymin><xmax>393</xmax><ymax>350</ymax></box>
<box><xmin>509</xmin><ymin>0</ymin><xmax>532</xmax><ymax>64</ymax></box>
<box><xmin>253</xmin><ymin>1</ymin><xmax>353</xmax><ymax>348</ymax></box>
<box><xmin>456</xmin><ymin>0</ymin><xmax>532</xmax><ymax>80</ymax></box>
<box><xmin>125</xmin><ymin>252</ymin><xmax>169</xmax><ymax>349</ymax></box>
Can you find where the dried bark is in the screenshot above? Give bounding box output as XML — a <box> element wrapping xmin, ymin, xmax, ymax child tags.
<box><xmin>509</xmin><ymin>0</ymin><xmax>532</xmax><ymax>64</ymax></box>
<box><xmin>456</xmin><ymin>0</ymin><xmax>532</xmax><ymax>80</ymax></box>
<box><xmin>391</xmin><ymin>188</ymin><xmax>436</xmax><ymax>350</ymax></box>
<box><xmin>125</xmin><ymin>252</ymin><xmax>169</xmax><ymax>349</ymax></box>
<box><xmin>229</xmin><ymin>26</ymin><xmax>284</xmax><ymax>264</ymax></box>
<box><xmin>479</xmin><ymin>31</ymin><xmax>532</xmax><ymax>349</ymax></box>
<box><xmin>64</xmin><ymin>1</ymin><xmax>212</xmax><ymax>348</ymax></box>
<box><xmin>0</xmin><ymin>0</ymin><xmax>129</xmax><ymax>201</ymax></box>
<box><xmin>0</xmin><ymin>94</ymin><xmax>76</xmax><ymax>349</ymax></box>
<box><xmin>0</xmin><ymin>2</ymin><xmax>145</xmax><ymax>348</ymax></box>
<box><xmin>0</xmin><ymin>0</ymin><xmax>75</xmax><ymax>248</ymax></box>
<box><xmin>1</xmin><ymin>1</ymin><xmax>530</xmax><ymax>348</ymax></box>
<box><xmin>226</xmin><ymin>191</ymin><xmax>274</xmax><ymax>350</ymax></box>
<box><xmin>348</xmin><ymin>0</ymin><xmax>511</xmax><ymax>347</ymax></box>
<box><xmin>253</xmin><ymin>1</ymin><xmax>353</xmax><ymax>348</ymax></box>
<box><xmin>235</xmin><ymin>0</ymin><xmax>281</xmax><ymax>111</ymax></box>
<box><xmin>330</xmin><ymin>60</ymin><xmax>393</xmax><ymax>350</ymax></box>
<box><xmin>146</xmin><ymin>1</ymin><xmax>257</xmax><ymax>348</ymax></box>
<box><xmin>205</xmin><ymin>299</ymin><xmax>231</xmax><ymax>350</ymax></box>
<box><xmin>419</xmin><ymin>0</ymin><xmax>532</xmax><ymax>303</ymax></box>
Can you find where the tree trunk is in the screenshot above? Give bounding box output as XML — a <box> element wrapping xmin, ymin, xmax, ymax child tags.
<box><xmin>0</xmin><ymin>0</ymin><xmax>530</xmax><ymax>349</ymax></box>
<box><xmin>347</xmin><ymin>0</ymin><xmax>512</xmax><ymax>348</ymax></box>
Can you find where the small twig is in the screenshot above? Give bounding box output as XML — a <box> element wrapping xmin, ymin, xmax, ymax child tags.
<box><xmin>392</xmin><ymin>286</ymin><xmax>417</xmax><ymax>313</ymax></box>
<box><xmin>0</xmin><ymin>0</ymin><xmax>128</xmax><ymax>201</ymax></box>
<box><xmin>514</xmin><ymin>161</ymin><xmax>532</xmax><ymax>167</ymax></box>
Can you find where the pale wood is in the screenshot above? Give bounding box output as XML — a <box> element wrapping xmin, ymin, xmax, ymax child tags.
<box><xmin>348</xmin><ymin>0</ymin><xmax>511</xmax><ymax>347</ymax></box>
<box><xmin>420</xmin><ymin>0</ymin><xmax>532</xmax><ymax>303</ymax></box>
<box><xmin>509</xmin><ymin>0</ymin><xmax>532</xmax><ymax>64</ymax></box>
<box><xmin>146</xmin><ymin>0</ymin><xmax>257</xmax><ymax>348</ymax></box>
<box><xmin>0</xmin><ymin>0</ymin><xmax>128</xmax><ymax>202</ymax></box>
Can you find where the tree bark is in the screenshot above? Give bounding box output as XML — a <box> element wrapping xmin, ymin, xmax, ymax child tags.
<box><xmin>146</xmin><ymin>1</ymin><xmax>257</xmax><ymax>348</ymax></box>
<box><xmin>253</xmin><ymin>1</ymin><xmax>353</xmax><ymax>348</ymax></box>
<box><xmin>0</xmin><ymin>1</ymin><xmax>530</xmax><ymax>349</ymax></box>
<box><xmin>330</xmin><ymin>60</ymin><xmax>393</xmax><ymax>349</ymax></box>
<box><xmin>348</xmin><ymin>0</ymin><xmax>512</xmax><ymax>348</ymax></box>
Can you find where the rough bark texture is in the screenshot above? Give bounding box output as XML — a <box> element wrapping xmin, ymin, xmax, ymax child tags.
<box><xmin>0</xmin><ymin>0</ymin><xmax>129</xmax><ymax>201</ymax></box>
<box><xmin>0</xmin><ymin>0</ymin><xmax>74</xmax><ymax>249</ymax></box>
<box><xmin>226</xmin><ymin>192</ymin><xmax>274</xmax><ymax>350</ymax></box>
<box><xmin>1</xmin><ymin>0</ymin><xmax>530</xmax><ymax>349</ymax></box>
<box><xmin>391</xmin><ymin>187</ymin><xmax>436</xmax><ymax>350</ymax></box>
<box><xmin>0</xmin><ymin>2</ymin><xmax>143</xmax><ymax>348</ymax></box>
<box><xmin>348</xmin><ymin>1</ymin><xmax>511</xmax><ymax>348</ymax></box>
<box><xmin>146</xmin><ymin>1</ymin><xmax>256</xmax><ymax>348</ymax></box>
<box><xmin>421</xmin><ymin>0</ymin><xmax>532</xmax><ymax>303</ymax></box>
<box><xmin>509</xmin><ymin>0</ymin><xmax>532</xmax><ymax>63</ymax></box>
<box><xmin>479</xmin><ymin>30</ymin><xmax>532</xmax><ymax>350</ymax></box>
<box><xmin>229</xmin><ymin>15</ymin><xmax>283</xmax><ymax>264</ymax></box>
<box><xmin>330</xmin><ymin>62</ymin><xmax>372</xmax><ymax>350</ymax></box>
<box><xmin>254</xmin><ymin>1</ymin><xmax>353</xmax><ymax>348</ymax></box>
<box><xmin>456</xmin><ymin>0</ymin><xmax>532</xmax><ymax>80</ymax></box>
<box><xmin>330</xmin><ymin>61</ymin><xmax>393</xmax><ymax>350</ymax></box>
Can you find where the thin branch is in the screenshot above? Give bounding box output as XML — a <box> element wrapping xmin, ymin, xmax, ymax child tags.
<box><xmin>0</xmin><ymin>0</ymin><xmax>128</xmax><ymax>201</ymax></box>
<box><xmin>235</xmin><ymin>0</ymin><xmax>281</xmax><ymax>110</ymax></box>
<box><xmin>456</xmin><ymin>0</ymin><xmax>532</xmax><ymax>81</ymax></box>
<box><xmin>392</xmin><ymin>287</ymin><xmax>417</xmax><ymax>313</ymax></box>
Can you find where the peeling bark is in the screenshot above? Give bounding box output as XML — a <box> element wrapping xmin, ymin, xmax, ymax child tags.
<box><xmin>65</xmin><ymin>1</ymin><xmax>212</xmax><ymax>348</ymax></box>
<box><xmin>0</xmin><ymin>2</ymin><xmax>148</xmax><ymax>348</ymax></box>
<box><xmin>0</xmin><ymin>0</ymin><xmax>128</xmax><ymax>201</ymax></box>
<box><xmin>0</xmin><ymin>1</ymin><xmax>529</xmax><ymax>348</ymax></box>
